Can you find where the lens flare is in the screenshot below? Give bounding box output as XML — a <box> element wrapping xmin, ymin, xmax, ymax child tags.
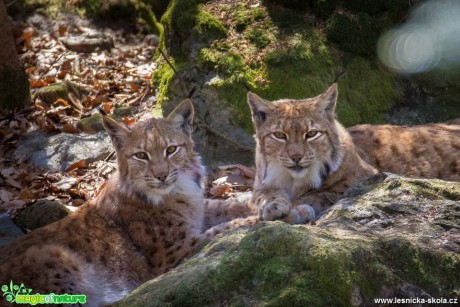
<box><xmin>378</xmin><ymin>0</ymin><xmax>460</xmax><ymax>74</ymax></box>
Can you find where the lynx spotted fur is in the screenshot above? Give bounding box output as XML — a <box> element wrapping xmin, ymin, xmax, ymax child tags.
<box><xmin>247</xmin><ymin>84</ymin><xmax>460</xmax><ymax>224</ymax></box>
<box><xmin>0</xmin><ymin>100</ymin><xmax>256</xmax><ymax>307</ymax></box>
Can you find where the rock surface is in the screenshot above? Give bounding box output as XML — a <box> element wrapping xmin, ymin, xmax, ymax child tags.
<box><xmin>13</xmin><ymin>199</ymin><xmax>70</xmax><ymax>230</ymax></box>
<box><xmin>14</xmin><ymin>130</ymin><xmax>112</xmax><ymax>172</ymax></box>
<box><xmin>116</xmin><ymin>173</ymin><xmax>460</xmax><ymax>306</ymax></box>
<box><xmin>0</xmin><ymin>214</ymin><xmax>24</xmax><ymax>248</ymax></box>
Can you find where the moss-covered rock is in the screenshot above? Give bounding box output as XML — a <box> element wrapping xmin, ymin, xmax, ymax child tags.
<box><xmin>33</xmin><ymin>81</ymin><xmax>84</xmax><ymax>106</ymax></box>
<box><xmin>13</xmin><ymin>199</ymin><xmax>70</xmax><ymax>230</ymax></box>
<box><xmin>152</xmin><ymin>0</ymin><xmax>406</xmax><ymax>165</ymax></box>
<box><xmin>117</xmin><ymin>173</ymin><xmax>460</xmax><ymax>306</ymax></box>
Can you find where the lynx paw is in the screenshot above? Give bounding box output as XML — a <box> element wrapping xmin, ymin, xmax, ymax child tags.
<box><xmin>284</xmin><ymin>204</ymin><xmax>316</xmax><ymax>224</ymax></box>
<box><xmin>259</xmin><ymin>198</ymin><xmax>291</xmax><ymax>221</ymax></box>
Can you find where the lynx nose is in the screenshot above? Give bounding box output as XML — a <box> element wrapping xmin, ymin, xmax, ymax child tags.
<box><xmin>155</xmin><ymin>173</ymin><xmax>168</xmax><ymax>182</ymax></box>
<box><xmin>153</xmin><ymin>166</ymin><xmax>169</xmax><ymax>182</ymax></box>
<box><xmin>290</xmin><ymin>155</ymin><xmax>302</xmax><ymax>164</ymax></box>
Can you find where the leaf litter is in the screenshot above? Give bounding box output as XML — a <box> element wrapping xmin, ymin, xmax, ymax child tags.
<box><xmin>0</xmin><ymin>13</ymin><xmax>255</xmax><ymax>220</ymax></box>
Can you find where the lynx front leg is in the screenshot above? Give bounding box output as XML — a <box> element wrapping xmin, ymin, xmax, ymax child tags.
<box><xmin>282</xmin><ymin>204</ymin><xmax>316</xmax><ymax>224</ymax></box>
<box><xmin>252</xmin><ymin>188</ymin><xmax>292</xmax><ymax>221</ymax></box>
<box><xmin>291</xmin><ymin>191</ymin><xmax>342</xmax><ymax>221</ymax></box>
<box><xmin>204</xmin><ymin>196</ymin><xmax>256</xmax><ymax>229</ymax></box>
<box><xmin>204</xmin><ymin>216</ymin><xmax>259</xmax><ymax>238</ymax></box>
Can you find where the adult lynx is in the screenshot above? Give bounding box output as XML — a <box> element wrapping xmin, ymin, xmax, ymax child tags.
<box><xmin>0</xmin><ymin>100</ymin><xmax>256</xmax><ymax>306</ymax></box>
<box><xmin>247</xmin><ymin>84</ymin><xmax>460</xmax><ymax>224</ymax></box>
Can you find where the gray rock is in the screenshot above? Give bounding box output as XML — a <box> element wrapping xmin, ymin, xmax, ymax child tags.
<box><xmin>13</xmin><ymin>199</ymin><xmax>70</xmax><ymax>230</ymax></box>
<box><xmin>164</xmin><ymin>72</ymin><xmax>255</xmax><ymax>168</ymax></box>
<box><xmin>117</xmin><ymin>174</ymin><xmax>460</xmax><ymax>306</ymax></box>
<box><xmin>0</xmin><ymin>214</ymin><xmax>24</xmax><ymax>248</ymax></box>
<box><xmin>14</xmin><ymin>130</ymin><xmax>113</xmax><ymax>172</ymax></box>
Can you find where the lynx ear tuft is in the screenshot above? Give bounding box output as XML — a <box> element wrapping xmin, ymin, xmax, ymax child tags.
<box><xmin>167</xmin><ymin>99</ymin><xmax>195</xmax><ymax>136</ymax></box>
<box><xmin>102</xmin><ymin>116</ymin><xmax>131</xmax><ymax>149</ymax></box>
<box><xmin>247</xmin><ymin>92</ymin><xmax>273</xmax><ymax>128</ymax></box>
<box><xmin>317</xmin><ymin>83</ymin><xmax>338</xmax><ymax>118</ymax></box>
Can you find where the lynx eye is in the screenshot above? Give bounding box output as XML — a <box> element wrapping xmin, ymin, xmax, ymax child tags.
<box><xmin>272</xmin><ymin>132</ymin><xmax>287</xmax><ymax>140</ymax></box>
<box><xmin>305</xmin><ymin>130</ymin><xmax>320</xmax><ymax>139</ymax></box>
<box><xmin>133</xmin><ymin>152</ymin><xmax>149</xmax><ymax>160</ymax></box>
<box><xmin>166</xmin><ymin>146</ymin><xmax>178</xmax><ymax>156</ymax></box>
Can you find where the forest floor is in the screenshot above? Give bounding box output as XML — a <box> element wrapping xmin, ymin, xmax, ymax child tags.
<box><xmin>0</xmin><ymin>13</ymin><xmax>253</xmax><ymax>222</ymax></box>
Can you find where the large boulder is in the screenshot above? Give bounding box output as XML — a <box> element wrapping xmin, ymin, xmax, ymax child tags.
<box><xmin>116</xmin><ymin>173</ymin><xmax>459</xmax><ymax>306</ymax></box>
<box><xmin>14</xmin><ymin>130</ymin><xmax>112</xmax><ymax>172</ymax></box>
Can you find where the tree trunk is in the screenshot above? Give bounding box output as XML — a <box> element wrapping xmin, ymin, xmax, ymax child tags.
<box><xmin>0</xmin><ymin>0</ymin><xmax>30</xmax><ymax>109</ymax></box>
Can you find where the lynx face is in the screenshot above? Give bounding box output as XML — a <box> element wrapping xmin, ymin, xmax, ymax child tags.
<box><xmin>103</xmin><ymin>100</ymin><xmax>204</xmax><ymax>204</ymax></box>
<box><xmin>248</xmin><ymin>84</ymin><xmax>344</xmax><ymax>190</ymax></box>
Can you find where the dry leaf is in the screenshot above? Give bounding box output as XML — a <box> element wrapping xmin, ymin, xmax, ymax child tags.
<box><xmin>210</xmin><ymin>183</ymin><xmax>231</xmax><ymax>197</ymax></box>
<box><xmin>17</xmin><ymin>188</ymin><xmax>37</xmax><ymax>200</ymax></box>
<box><xmin>30</xmin><ymin>79</ymin><xmax>48</xmax><ymax>88</ymax></box>
<box><xmin>53</xmin><ymin>98</ymin><xmax>69</xmax><ymax>107</ymax></box>
<box><xmin>58</xmin><ymin>24</ymin><xmax>68</xmax><ymax>36</ymax></box>
<box><xmin>0</xmin><ymin>189</ymin><xmax>13</xmax><ymax>202</ymax></box>
<box><xmin>6</xmin><ymin>178</ymin><xmax>22</xmax><ymax>189</ymax></box>
<box><xmin>121</xmin><ymin>117</ymin><xmax>136</xmax><ymax>126</ymax></box>
<box><xmin>51</xmin><ymin>177</ymin><xmax>78</xmax><ymax>191</ymax></box>
<box><xmin>66</xmin><ymin>160</ymin><xmax>88</xmax><ymax>172</ymax></box>
<box><xmin>1</xmin><ymin>199</ymin><xmax>27</xmax><ymax>211</ymax></box>
<box><xmin>62</xmin><ymin>124</ymin><xmax>79</xmax><ymax>134</ymax></box>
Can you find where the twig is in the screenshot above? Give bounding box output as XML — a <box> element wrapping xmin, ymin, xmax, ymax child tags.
<box><xmin>241</xmin><ymin>79</ymin><xmax>252</xmax><ymax>91</ymax></box>
<box><xmin>6</xmin><ymin>0</ymin><xmax>20</xmax><ymax>7</ymax></box>
<box><xmin>95</xmin><ymin>105</ymin><xmax>107</xmax><ymax>116</ymax></box>
<box><xmin>187</xmin><ymin>86</ymin><xmax>196</xmax><ymax>98</ymax></box>
<box><xmin>158</xmin><ymin>48</ymin><xmax>190</xmax><ymax>96</ymax></box>
<box><xmin>158</xmin><ymin>48</ymin><xmax>178</xmax><ymax>74</ymax></box>
<box><xmin>333</xmin><ymin>70</ymin><xmax>347</xmax><ymax>83</ymax></box>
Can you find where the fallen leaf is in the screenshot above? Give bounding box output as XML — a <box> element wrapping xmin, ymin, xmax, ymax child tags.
<box><xmin>6</xmin><ymin>178</ymin><xmax>22</xmax><ymax>189</ymax></box>
<box><xmin>30</xmin><ymin>79</ymin><xmax>48</xmax><ymax>88</ymax></box>
<box><xmin>0</xmin><ymin>189</ymin><xmax>13</xmax><ymax>202</ymax></box>
<box><xmin>58</xmin><ymin>24</ymin><xmax>68</xmax><ymax>36</ymax></box>
<box><xmin>101</xmin><ymin>102</ymin><xmax>113</xmax><ymax>114</ymax></box>
<box><xmin>1</xmin><ymin>200</ymin><xmax>27</xmax><ymax>211</ymax></box>
<box><xmin>51</xmin><ymin>177</ymin><xmax>78</xmax><ymax>191</ymax></box>
<box><xmin>121</xmin><ymin>117</ymin><xmax>136</xmax><ymax>126</ymax></box>
<box><xmin>62</xmin><ymin>123</ymin><xmax>79</xmax><ymax>134</ymax></box>
<box><xmin>17</xmin><ymin>188</ymin><xmax>37</xmax><ymax>200</ymax></box>
<box><xmin>53</xmin><ymin>98</ymin><xmax>69</xmax><ymax>107</ymax></box>
<box><xmin>66</xmin><ymin>160</ymin><xmax>87</xmax><ymax>172</ymax></box>
<box><xmin>209</xmin><ymin>183</ymin><xmax>231</xmax><ymax>197</ymax></box>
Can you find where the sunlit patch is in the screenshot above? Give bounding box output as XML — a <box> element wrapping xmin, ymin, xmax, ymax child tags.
<box><xmin>378</xmin><ymin>0</ymin><xmax>460</xmax><ymax>73</ymax></box>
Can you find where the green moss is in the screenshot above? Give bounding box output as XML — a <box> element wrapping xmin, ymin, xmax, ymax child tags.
<box><xmin>33</xmin><ymin>81</ymin><xmax>82</xmax><ymax>105</ymax></box>
<box><xmin>151</xmin><ymin>59</ymin><xmax>178</xmax><ymax>105</ymax></box>
<box><xmin>381</xmin><ymin>239</ymin><xmax>460</xmax><ymax>295</ymax></box>
<box><xmin>153</xmin><ymin>0</ymin><xmax>399</xmax><ymax>129</ymax></box>
<box><xmin>160</xmin><ymin>0</ymin><xmax>207</xmax><ymax>52</ymax></box>
<box><xmin>326</xmin><ymin>12</ymin><xmax>380</xmax><ymax>56</ymax></box>
<box><xmin>245</xmin><ymin>28</ymin><xmax>271</xmax><ymax>49</ymax></box>
<box><xmin>194</xmin><ymin>9</ymin><xmax>228</xmax><ymax>41</ymax></box>
<box><xmin>337</xmin><ymin>57</ymin><xmax>397</xmax><ymax>126</ymax></box>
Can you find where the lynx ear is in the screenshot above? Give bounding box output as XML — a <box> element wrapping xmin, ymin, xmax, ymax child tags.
<box><xmin>247</xmin><ymin>92</ymin><xmax>273</xmax><ymax>128</ymax></box>
<box><xmin>102</xmin><ymin>116</ymin><xmax>131</xmax><ymax>150</ymax></box>
<box><xmin>316</xmin><ymin>83</ymin><xmax>338</xmax><ymax>118</ymax></box>
<box><xmin>167</xmin><ymin>99</ymin><xmax>194</xmax><ymax>136</ymax></box>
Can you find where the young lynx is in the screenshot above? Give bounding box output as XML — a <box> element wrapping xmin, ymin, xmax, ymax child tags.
<box><xmin>247</xmin><ymin>84</ymin><xmax>460</xmax><ymax>224</ymax></box>
<box><xmin>349</xmin><ymin>123</ymin><xmax>460</xmax><ymax>181</ymax></box>
<box><xmin>0</xmin><ymin>100</ymin><xmax>255</xmax><ymax>306</ymax></box>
